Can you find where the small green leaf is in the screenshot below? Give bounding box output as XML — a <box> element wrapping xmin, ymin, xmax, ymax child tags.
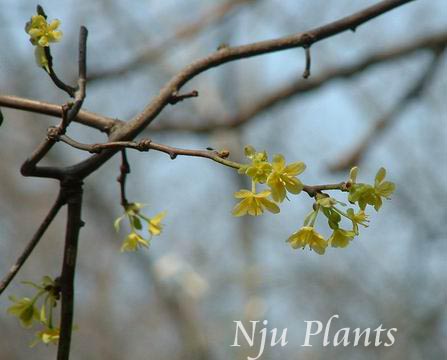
<box><xmin>328</xmin><ymin>219</ymin><xmax>339</xmax><ymax>230</ymax></box>
<box><xmin>132</xmin><ymin>215</ymin><xmax>142</xmax><ymax>230</ymax></box>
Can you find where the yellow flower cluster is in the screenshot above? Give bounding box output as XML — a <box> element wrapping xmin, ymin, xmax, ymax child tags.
<box><xmin>7</xmin><ymin>276</ymin><xmax>61</xmax><ymax>346</ymax></box>
<box><xmin>114</xmin><ymin>202</ymin><xmax>166</xmax><ymax>252</ymax></box>
<box><xmin>286</xmin><ymin>167</ymin><xmax>394</xmax><ymax>255</ymax></box>
<box><xmin>233</xmin><ymin>148</ymin><xmax>395</xmax><ymax>256</ymax></box>
<box><xmin>25</xmin><ymin>13</ymin><xmax>63</xmax><ymax>71</ymax></box>
<box><xmin>233</xmin><ymin>146</ymin><xmax>305</xmax><ymax>217</ymax></box>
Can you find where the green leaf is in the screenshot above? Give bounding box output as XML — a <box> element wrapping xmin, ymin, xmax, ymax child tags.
<box><xmin>132</xmin><ymin>215</ymin><xmax>142</xmax><ymax>230</ymax></box>
<box><xmin>328</xmin><ymin>219</ymin><xmax>339</xmax><ymax>230</ymax></box>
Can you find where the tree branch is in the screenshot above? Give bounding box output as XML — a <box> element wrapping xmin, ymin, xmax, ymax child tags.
<box><xmin>149</xmin><ymin>31</ymin><xmax>447</xmax><ymax>133</ymax></box>
<box><xmin>70</xmin><ymin>0</ymin><xmax>416</xmax><ymax>179</ymax></box>
<box><xmin>57</xmin><ymin>180</ymin><xmax>84</xmax><ymax>360</ymax></box>
<box><xmin>0</xmin><ymin>95</ymin><xmax>119</xmax><ymax>133</ymax></box>
<box><xmin>117</xmin><ymin>150</ymin><xmax>130</xmax><ymax>207</ymax></box>
<box><xmin>57</xmin><ymin>135</ymin><xmax>348</xmax><ymax>197</ymax></box>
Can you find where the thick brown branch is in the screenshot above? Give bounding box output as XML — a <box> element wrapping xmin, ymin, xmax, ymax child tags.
<box><xmin>57</xmin><ymin>181</ymin><xmax>83</xmax><ymax>360</ymax></box>
<box><xmin>150</xmin><ymin>31</ymin><xmax>447</xmax><ymax>133</ymax></box>
<box><xmin>71</xmin><ymin>0</ymin><xmax>416</xmax><ymax>179</ymax></box>
<box><xmin>0</xmin><ymin>95</ymin><xmax>119</xmax><ymax>133</ymax></box>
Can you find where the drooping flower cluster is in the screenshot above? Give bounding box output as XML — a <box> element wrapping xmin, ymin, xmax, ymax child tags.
<box><xmin>286</xmin><ymin>166</ymin><xmax>394</xmax><ymax>254</ymax></box>
<box><xmin>8</xmin><ymin>276</ymin><xmax>61</xmax><ymax>346</ymax></box>
<box><xmin>114</xmin><ymin>202</ymin><xmax>166</xmax><ymax>252</ymax></box>
<box><xmin>233</xmin><ymin>146</ymin><xmax>395</xmax><ymax>255</ymax></box>
<box><xmin>25</xmin><ymin>12</ymin><xmax>63</xmax><ymax>72</ymax></box>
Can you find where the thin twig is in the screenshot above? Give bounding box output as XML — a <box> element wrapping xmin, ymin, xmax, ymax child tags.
<box><xmin>2</xmin><ymin>31</ymin><xmax>444</xmax><ymax>134</ymax></box>
<box><xmin>0</xmin><ymin>190</ymin><xmax>66</xmax><ymax>296</ymax></box>
<box><xmin>117</xmin><ymin>150</ymin><xmax>130</xmax><ymax>207</ymax></box>
<box><xmin>58</xmin><ymin>136</ymin><xmax>240</xmax><ymax>169</ymax></box>
<box><xmin>57</xmin><ymin>134</ymin><xmax>348</xmax><ymax>197</ymax></box>
<box><xmin>302</xmin><ymin>46</ymin><xmax>311</xmax><ymax>79</ymax></box>
<box><xmin>72</xmin><ymin>0</ymin><xmax>416</xmax><ymax>180</ymax></box>
<box><xmin>149</xmin><ymin>31</ymin><xmax>447</xmax><ymax>133</ymax></box>
<box><xmin>168</xmin><ymin>90</ymin><xmax>199</xmax><ymax>105</ymax></box>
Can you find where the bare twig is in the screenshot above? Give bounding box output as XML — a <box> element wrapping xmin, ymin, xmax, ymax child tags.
<box><xmin>0</xmin><ymin>190</ymin><xmax>66</xmax><ymax>295</ymax></box>
<box><xmin>328</xmin><ymin>50</ymin><xmax>444</xmax><ymax>172</ymax></box>
<box><xmin>149</xmin><ymin>31</ymin><xmax>447</xmax><ymax>133</ymax></box>
<box><xmin>73</xmin><ymin>0</ymin><xmax>416</xmax><ymax>180</ymax></box>
<box><xmin>168</xmin><ymin>90</ymin><xmax>199</xmax><ymax>105</ymax></box>
<box><xmin>57</xmin><ymin>135</ymin><xmax>348</xmax><ymax>197</ymax></box>
<box><xmin>58</xmin><ymin>136</ymin><xmax>239</xmax><ymax>168</ymax></box>
<box><xmin>117</xmin><ymin>150</ymin><xmax>130</xmax><ymax>207</ymax></box>
<box><xmin>4</xmin><ymin>30</ymin><xmax>444</xmax><ymax>137</ymax></box>
<box><xmin>302</xmin><ymin>45</ymin><xmax>311</xmax><ymax>79</ymax></box>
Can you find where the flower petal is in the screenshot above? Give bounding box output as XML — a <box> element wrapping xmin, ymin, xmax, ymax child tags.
<box><xmin>232</xmin><ymin>198</ymin><xmax>251</xmax><ymax>216</ymax></box>
<box><xmin>259</xmin><ymin>198</ymin><xmax>280</xmax><ymax>214</ymax></box>
<box><xmin>284</xmin><ymin>161</ymin><xmax>306</xmax><ymax>176</ymax></box>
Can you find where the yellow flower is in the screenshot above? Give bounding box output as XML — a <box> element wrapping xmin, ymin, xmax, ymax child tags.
<box><xmin>329</xmin><ymin>229</ymin><xmax>356</xmax><ymax>248</ymax></box>
<box><xmin>232</xmin><ymin>190</ymin><xmax>280</xmax><ymax>216</ymax></box>
<box><xmin>120</xmin><ymin>232</ymin><xmax>149</xmax><ymax>252</ymax></box>
<box><xmin>287</xmin><ymin>226</ymin><xmax>328</xmax><ymax>255</ymax></box>
<box><xmin>32</xmin><ymin>327</ymin><xmax>60</xmax><ymax>346</ymax></box>
<box><xmin>267</xmin><ymin>154</ymin><xmax>305</xmax><ymax>202</ymax></box>
<box><xmin>348</xmin><ymin>167</ymin><xmax>395</xmax><ymax>211</ymax></box>
<box><xmin>7</xmin><ymin>296</ymin><xmax>39</xmax><ymax>328</ymax></box>
<box><xmin>346</xmin><ymin>208</ymin><xmax>369</xmax><ymax>234</ymax></box>
<box><xmin>25</xmin><ymin>15</ymin><xmax>62</xmax><ymax>47</ymax></box>
<box><xmin>148</xmin><ymin>211</ymin><xmax>166</xmax><ymax>236</ymax></box>
<box><xmin>239</xmin><ymin>146</ymin><xmax>272</xmax><ymax>183</ymax></box>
